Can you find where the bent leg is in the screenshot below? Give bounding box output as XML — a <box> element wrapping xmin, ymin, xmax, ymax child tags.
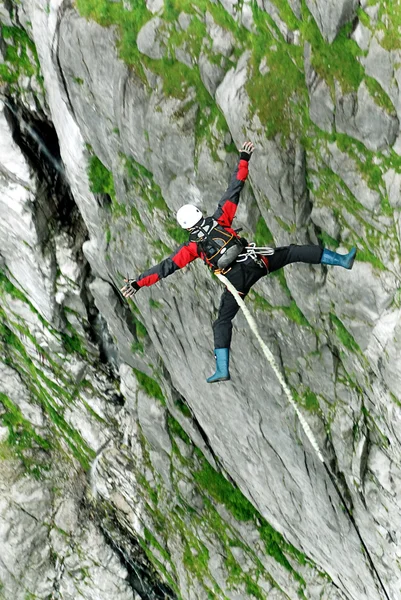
<box><xmin>268</xmin><ymin>244</ymin><xmax>323</xmax><ymax>273</ymax></box>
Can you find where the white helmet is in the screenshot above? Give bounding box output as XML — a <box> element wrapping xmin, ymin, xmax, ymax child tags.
<box><xmin>176</xmin><ymin>204</ymin><xmax>203</xmax><ymax>229</ymax></box>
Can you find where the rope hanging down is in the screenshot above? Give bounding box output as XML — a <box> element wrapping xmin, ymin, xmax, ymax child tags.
<box><xmin>216</xmin><ymin>273</ymin><xmax>390</xmax><ymax>600</ymax></box>
<box><xmin>216</xmin><ymin>273</ymin><xmax>324</xmax><ymax>461</ymax></box>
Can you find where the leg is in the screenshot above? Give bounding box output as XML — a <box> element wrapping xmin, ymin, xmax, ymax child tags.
<box><xmin>268</xmin><ymin>244</ymin><xmax>323</xmax><ymax>273</ymax></box>
<box><xmin>213</xmin><ymin>288</ymin><xmax>241</xmax><ymax>349</ymax></box>
<box><xmin>207</xmin><ymin>261</ymin><xmax>266</xmax><ymax>383</ymax></box>
<box><xmin>207</xmin><ymin>288</ymin><xmax>242</xmax><ymax>383</ymax></box>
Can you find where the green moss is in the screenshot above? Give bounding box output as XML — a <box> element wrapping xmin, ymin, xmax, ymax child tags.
<box><xmin>166</xmin><ymin>224</ymin><xmax>189</xmax><ymax>245</ymax></box>
<box><xmin>330</xmin><ymin>314</ymin><xmax>361</xmax><ymax>354</ymax></box>
<box><xmin>110</xmin><ymin>202</ymin><xmax>128</xmax><ymax>218</ymax></box>
<box><xmin>357</xmin><ymin>7</ymin><xmax>371</xmax><ymax>28</ymax></box>
<box><xmin>130</xmin><ymin>205</ymin><xmax>146</xmax><ymax>232</ymax></box>
<box><xmin>0</xmin><ymin>391</ymin><xmax>51</xmax><ymax>478</ymax></box>
<box><xmin>364</xmin><ymin>76</ymin><xmax>396</xmax><ymax>114</ymax></box>
<box><xmin>373</xmin><ymin>2</ymin><xmax>401</xmax><ymax>50</ymax></box>
<box><xmin>0</xmin><ymin>26</ymin><xmax>41</xmax><ymax>88</ymax></box>
<box><xmin>301</xmin><ymin>9</ymin><xmax>364</xmax><ymax>93</ymax></box>
<box><xmin>317</xmin><ymin>231</ymin><xmax>339</xmax><ymax>249</ymax></box>
<box><xmin>175</xmin><ymin>397</ymin><xmax>192</xmax><ymax>418</ymax></box>
<box><xmin>76</xmin><ymin>0</ymin><xmax>149</xmax><ymax>77</ymax></box>
<box><xmin>0</xmin><ymin>317</ymin><xmax>94</xmax><ymax>471</ymax></box>
<box><xmin>182</xmin><ymin>535</ymin><xmax>210</xmax><ymax>579</ymax></box>
<box><xmin>131</xmin><ymin>340</ymin><xmax>144</xmax><ymax>354</ymax></box>
<box><xmin>194</xmin><ymin>458</ymin><xmax>256</xmax><ymax>521</ymax></box>
<box><xmin>149</xmin><ymin>298</ymin><xmax>163</xmax><ymax>309</ymax></box>
<box><xmin>132</xmin><ymin>368</ymin><xmax>166</xmax><ymax>404</ymax></box>
<box><xmin>268</xmin><ymin>0</ymin><xmax>301</xmax><ymax>30</ymax></box>
<box><xmin>105</xmin><ymin>227</ymin><xmax>111</xmax><ymax>245</ymax></box>
<box><xmin>168</xmin><ymin>415</ymin><xmax>191</xmax><ymax>445</ymax></box>
<box><xmin>87</xmin><ymin>155</ymin><xmax>116</xmax><ymax>199</ymax></box>
<box><xmin>259</xmin><ymin>521</ymin><xmax>305</xmax><ymax>585</ymax></box>
<box><xmin>122</xmin><ymin>154</ymin><xmax>168</xmax><ymax>212</ymax></box>
<box><xmin>151</xmin><ymin>239</ymin><xmax>173</xmax><ymax>260</ymax></box>
<box><xmin>354</xmin><ymin>245</ymin><xmax>387</xmax><ymax>271</ymax></box>
<box><xmin>334</xmin><ymin>134</ymin><xmax>383</xmax><ymax>191</ymax></box>
<box><xmin>254</xmin><ymin>217</ymin><xmax>275</xmax><ymax>247</ymax></box>
<box><xmin>133</xmin><ymin>315</ymin><xmax>148</xmax><ymax>339</ymax></box>
<box><xmin>131</xmin><ymin>314</ymin><xmax>148</xmax><ymax>353</ymax></box>
<box><xmin>144</xmin><ymin>527</ymin><xmax>171</xmax><ymax>562</ymax></box>
<box><xmin>247</xmin><ymin>4</ymin><xmax>306</xmax><ymax>139</ymax></box>
<box><xmin>249</xmin><ymin>290</ymin><xmax>273</xmax><ymax>312</ymax></box>
<box><xmin>303</xmin><ymin>389</ymin><xmax>320</xmax><ymax>413</ymax></box>
<box><xmin>245</xmin><ymin>579</ymin><xmax>265</xmax><ymax>600</ymax></box>
<box><xmin>61</xmin><ymin>323</ymin><xmax>88</xmax><ymax>358</ymax></box>
<box><xmin>282</xmin><ymin>301</ymin><xmax>311</xmax><ymax>328</ymax></box>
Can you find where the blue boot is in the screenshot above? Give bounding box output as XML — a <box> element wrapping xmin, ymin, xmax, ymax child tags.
<box><xmin>321</xmin><ymin>247</ymin><xmax>357</xmax><ymax>270</ymax></box>
<box><xmin>207</xmin><ymin>348</ymin><xmax>230</xmax><ymax>383</ymax></box>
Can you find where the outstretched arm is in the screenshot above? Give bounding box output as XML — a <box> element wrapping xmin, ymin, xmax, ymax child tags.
<box><xmin>213</xmin><ymin>141</ymin><xmax>254</xmax><ymax>228</ymax></box>
<box><xmin>121</xmin><ymin>241</ymin><xmax>199</xmax><ymax>298</ymax></box>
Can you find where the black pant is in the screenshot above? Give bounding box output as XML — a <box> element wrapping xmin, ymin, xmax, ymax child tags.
<box><xmin>213</xmin><ymin>244</ymin><xmax>323</xmax><ymax>348</ymax></box>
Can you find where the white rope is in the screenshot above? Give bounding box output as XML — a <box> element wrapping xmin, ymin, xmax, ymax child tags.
<box><xmin>215</xmin><ymin>274</ymin><xmax>394</xmax><ymax>600</ymax></box>
<box><xmin>216</xmin><ymin>273</ymin><xmax>325</xmax><ymax>463</ymax></box>
<box><xmin>236</xmin><ymin>242</ymin><xmax>275</xmax><ymax>262</ymax></box>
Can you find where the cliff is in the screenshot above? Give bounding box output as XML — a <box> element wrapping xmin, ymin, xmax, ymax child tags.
<box><xmin>0</xmin><ymin>1</ymin><xmax>401</xmax><ymax>599</ymax></box>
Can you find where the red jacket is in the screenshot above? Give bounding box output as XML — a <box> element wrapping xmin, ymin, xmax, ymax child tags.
<box><xmin>136</xmin><ymin>158</ymin><xmax>249</xmax><ymax>288</ymax></box>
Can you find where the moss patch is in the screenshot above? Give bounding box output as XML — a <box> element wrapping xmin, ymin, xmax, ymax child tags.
<box><xmin>132</xmin><ymin>368</ymin><xmax>166</xmax><ymax>405</ymax></box>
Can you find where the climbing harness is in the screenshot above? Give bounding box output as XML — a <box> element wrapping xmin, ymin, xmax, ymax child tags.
<box><xmin>237</xmin><ymin>241</ymin><xmax>275</xmax><ymax>263</ymax></box>
<box><xmin>216</xmin><ymin>273</ymin><xmax>391</xmax><ymax>600</ymax></box>
<box><xmin>190</xmin><ymin>217</ymin><xmax>246</xmax><ymax>270</ymax></box>
<box><xmin>192</xmin><ymin>218</ymin><xmax>275</xmax><ymax>272</ymax></box>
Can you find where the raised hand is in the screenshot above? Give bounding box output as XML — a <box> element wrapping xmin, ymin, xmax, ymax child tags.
<box><xmin>120</xmin><ymin>279</ymin><xmax>140</xmax><ymax>298</ymax></box>
<box><xmin>240</xmin><ymin>141</ymin><xmax>255</xmax><ymax>160</ymax></box>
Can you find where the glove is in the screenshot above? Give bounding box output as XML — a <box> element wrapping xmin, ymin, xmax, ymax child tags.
<box><xmin>121</xmin><ymin>279</ymin><xmax>140</xmax><ymax>298</ymax></box>
<box><xmin>240</xmin><ymin>141</ymin><xmax>254</xmax><ymax>161</ymax></box>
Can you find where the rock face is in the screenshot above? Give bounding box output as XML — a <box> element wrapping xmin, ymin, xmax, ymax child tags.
<box><xmin>1</xmin><ymin>1</ymin><xmax>401</xmax><ymax>600</ymax></box>
<box><xmin>305</xmin><ymin>0</ymin><xmax>359</xmax><ymax>42</ymax></box>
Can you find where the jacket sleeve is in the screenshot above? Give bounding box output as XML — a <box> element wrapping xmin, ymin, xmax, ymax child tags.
<box><xmin>136</xmin><ymin>241</ymin><xmax>200</xmax><ymax>288</ymax></box>
<box><xmin>213</xmin><ymin>158</ymin><xmax>249</xmax><ymax>228</ymax></box>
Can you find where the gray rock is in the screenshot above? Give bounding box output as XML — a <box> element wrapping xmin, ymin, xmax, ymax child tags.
<box><xmin>0</xmin><ymin>363</ymin><xmax>44</xmax><ymax>427</ymax></box>
<box><xmin>89</xmin><ymin>277</ymin><xmax>140</xmax><ymax>369</ymax></box>
<box><xmin>323</xmin><ymin>142</ymin><xmax>382</xmax><ymax>211</ymax></box>
<box><xmin>199</xmin><ymin>52</ymin><xmax>226</xmax><ymax>97</ymax></box>
<box><xmin>206</xmin><ymin>11</ymin><xmax>235</xmax><ymax>57</ymax></box>
<box><xmin>257</xmin><ymin>0</ymin><xmax>295</xmax><ymax>41</ymax></box>
<box><xmin>335</xmin><ymin>81</ymin><xmax>399</xmax><ymax>152</ymax></box>
<box><xmin>383</xmin><ymin>168</ymin><xmax>401</xmax><ymax>208</ymax></box>
<box><xmin>177</xmin><ymin>12</ymin><xmax>192</xmax><ymax>31</ymax></box>
<box><xmin>146</xmin><ymin>0</ymin><xmax>164</xmax><ymax>14</ymax></box>
<box><xmin>351</xmin><ymin>21</ymin><xmax>372</xmax><ymax>51</ymax></box>
<box><xmin>174</xmin><ymin>44</ymin><xmax>193</xmax><ymax>68</ymax></box>
<box><xmin>137</xmin><ymin>17</ymin><xmax>167</xmax><ymax>60</ymax></box>
<box><xmin>259</xmin><ymin>56</ymin><xmax>270</xmax><ymax>75</ymax></box>
<box><xmin>310</xmin><ymin>204</ymin><xmax>340</xmax><ymax>239</ymax></box>
<box><xmin>137</xmin><ymin>390</ymin><xmax>172</xmax><ymax>456</ymax></box>
<box><xmin>364</xmin><ymin>3</ymin><xmax>380</xmax><ymax>24</ymax></box>
<box><xmin>3</xmin><ymin>1</ymin><xmax>401</xmax><ymax>598</ymax></box>
<box><xmin>362</xmin><ymin>37</ymin><xmax>397</xmax><ymax>107</ymax></box>
<box><xmin>361</xmin><ymin>36</ymin><xmax>401</xmax><ymax>151</ymax></box>
<box><xmin>241</xmin><ymin>0</ymin><xmax>255</xmax><ymax>32</ymax></box>
<box><xmin>0</xmin><ymin>108</ymin><xmax>58</xmax><ymax>323</ymax></box>
<box><xmin>0</xmin><ymin>4</ymin><xmax>13</xmax><ymax>26</ymax></box>
<box><xmin>304</xmin><ymin>43</ymin><xmax>335</xmax><ymax>132</ymax></box>
<box><xmin>288</xmin><ymin>0</ymin><xmax>302</xmax><ymax>19</ymax></box>
<box><xmin>305</xmin><ymin>0</ymin><xmax>359</xmax><ymax>43</ymax></box>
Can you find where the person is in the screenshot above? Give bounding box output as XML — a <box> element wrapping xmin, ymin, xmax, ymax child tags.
<box><xmin>121</xmin><ymin>142</ymin><xmax>356</xmax><ymax>383</ymax></box>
